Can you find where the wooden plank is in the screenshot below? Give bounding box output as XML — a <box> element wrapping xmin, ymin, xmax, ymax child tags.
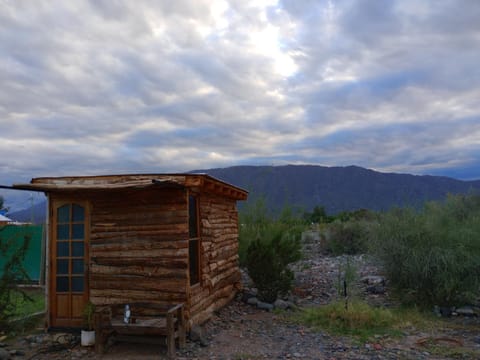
<box><xmin>91</xmin><ymin>257</ymin><xmax>188</xmax><ymax>267</ymax></box>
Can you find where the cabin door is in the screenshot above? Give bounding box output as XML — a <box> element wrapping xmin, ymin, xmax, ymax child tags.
<box><xmin>50</xmin><ymin>201</ymin><xmax>89</xmax><ymax>327</ymax></box>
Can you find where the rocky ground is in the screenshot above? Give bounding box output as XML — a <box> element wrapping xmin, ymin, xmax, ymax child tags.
<box><xmin>2</xmin><ymin>250</ymin><xmax>480</xmax><ymax>359</ymax></box>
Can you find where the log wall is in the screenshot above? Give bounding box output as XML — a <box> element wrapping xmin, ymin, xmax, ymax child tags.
<box><xmin>57</xmin><ymin>188</ymin><xmax>190</xmax><ymax>308</ymax></box>
<box><xmin>91</xmin><ymin>188</ymin><xmax>189</xmax><ymax>307</ymax></box>
<box><xmin>188</xmin><ymin>192</ymin><xmax>241</xmax><ymax>326</ymax></box>
<box><xmin>50</xmin><ymin>185</ymin><xmax>242</xmax><ymax>328</ymax></box>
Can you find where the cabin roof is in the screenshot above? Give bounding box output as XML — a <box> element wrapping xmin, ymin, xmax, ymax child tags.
<box><xmin>0</xmin><ymin>214</ymin><xmax>13</xmax><ymax>222</ymax></box>
<box><xmin>12</xmin><ymin>173</ymin><xmax>248</xmax><ymax>200</ymax></box>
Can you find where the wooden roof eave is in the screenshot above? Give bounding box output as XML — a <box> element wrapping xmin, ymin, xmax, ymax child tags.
<box><xmin>201</xmin><ymin>177</ymin><xmax>248</xmax><ymax>200</ymax></box>
<box><xmin>12</xmin><ymin>180</ymin><xmax>183</xmax><ymax>193</ymax></box>
<box><xmin>12</xmin><ymin>173</ymin><xmax>248</xmax><ymax>200</ymax></box>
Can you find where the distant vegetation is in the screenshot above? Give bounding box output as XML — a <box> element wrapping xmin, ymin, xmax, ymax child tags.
<box><xmin>240</xmin><ymin>192</ymin><xmax>480</xmax><ymax>309</ymax></box>
<box><xmin>370</xmin><ymin>193</ymin><xmax>480</xmax><ymax>308</ymax></box>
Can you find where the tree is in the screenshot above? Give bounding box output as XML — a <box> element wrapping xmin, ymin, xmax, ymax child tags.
<box><xmin>0</xmin><ymin>196</ymin><xmax>8</xmax><ymax>215</ymax></box>
<box><xmin>304</xmin><ymin>205</ymin><xmax>332</xmax><ymax>224</ymax></box>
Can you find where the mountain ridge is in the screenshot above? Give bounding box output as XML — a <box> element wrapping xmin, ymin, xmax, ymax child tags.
<box><xmin>7</xmin><ymin>164</ymin><xmax>480</xmax><ymax>222</ymax></box>
<box><xmin>192</xmin><ymin>164</ymin><xmax>480</xmax><ymax>214</ymax></box>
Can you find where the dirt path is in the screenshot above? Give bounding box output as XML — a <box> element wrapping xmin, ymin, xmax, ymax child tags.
<box><xmin>7</xmin><ymin>254</ymin><xmax>480</xmax><ymax>359</ymax></box>
<box><xmin>15</xmin><ymin>297</ymin><xmax>480</xmax><ymax>359</ymax></box>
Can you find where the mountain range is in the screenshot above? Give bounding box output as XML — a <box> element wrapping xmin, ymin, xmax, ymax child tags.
<box><xmin>7</xmin><ymin>165</ymin><xmax>480</xmax><ymax>223</ymax></box>
<box><xmin>193</xmin><ymin>165</ymin><xmax>480</xmax><ymax>215</ymax></box>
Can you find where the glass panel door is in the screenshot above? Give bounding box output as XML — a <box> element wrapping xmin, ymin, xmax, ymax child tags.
<box><xmin>51</xmin><ymin>201</ymin><xmax>88</xmax><ymax>327</ymax></box>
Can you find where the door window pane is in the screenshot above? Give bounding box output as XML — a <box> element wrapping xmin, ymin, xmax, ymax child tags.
<box><xmin>57</xmin><ymin>259</ymin><xmax>69</xmax><ymax>274</ymax></box>
<box><xmin>55</xmin><ymin>203</ymin><xmax>87</xmax><ymax>298</ymax></box>
<box><xmin>72</xmin><ymin>259</ymin><xmax>84</xmax><ymax>274</ymax></box>
<box><xmin>72</xmin><ymin>224</ymin><xmax>84</xmax><ymax>240</ymax></box>
<box><xmin>72</xmin><ymin>204</ymin><xmax>85</xmax><ymax>222</ymax></box>
<box><xmin>72</xmin><ymin>242</ymin><xmax>84</xmax><ymax>257</ymax></box>
<box><xmin>56</xmin><ymin>277</ymin><xmax>69</xmax><ymax>292</ymax></box>
<box><xmin>71</xmin><ymin>277</ymin><xmax>84</xmax><ymax>292</ymax></box>
<box><xmin>57</xmin><ymin>242</ymin><xmax>69</xmax><ymax>257</ymax></box>
<box><xmin>57</xmin><ymin>224</ymin><xmax>69</xmax><ymax>240</ymax></box>
<box><xmin>57</xmin><ymin>205</ymin><xmax>70</xmax><ymax>223</ymax></box>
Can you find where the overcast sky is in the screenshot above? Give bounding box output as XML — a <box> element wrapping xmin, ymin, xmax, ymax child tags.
<box><xmin>1</xmin><ymin>0</ymin><xmax>480</xmax><ymax>208</ymax></box>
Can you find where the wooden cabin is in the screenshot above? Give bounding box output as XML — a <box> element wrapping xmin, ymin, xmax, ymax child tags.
<box><xmin>14</xmin><ymin>174</ymin><xmax>248</xmax><ymax>329</ymax></box>
<box><xmin>0</xmin><ymin>214</ymin><xmax>13</xmax><ymax>225</ymax></box>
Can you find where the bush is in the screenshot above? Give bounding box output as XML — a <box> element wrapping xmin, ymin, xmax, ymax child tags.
<box><xmin>240</xmin><ymin>200</ymin><xmax>304</xmax><ymax>303</ymax></box>
<box><xmin>246</xmin><ymin>227</ymin><xmax>301</xmax><ymax>303</ymax></box>
<box><xmin>325</xmin><ymin>221</ymin><xmax>369</xmax><ymax>255</ymax></box>
<box><xmin>370</xmin><ymin>193</ymin><xmax>480</xmax><ymax>307</ymax></box>
<box><xmin>238</xmin><ymin>198</ymin><xmax>271</xmax><ymax>266</ymax></box>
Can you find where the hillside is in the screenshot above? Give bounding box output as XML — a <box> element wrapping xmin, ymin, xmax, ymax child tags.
<box><xmin>7</xmin><ymin>165</ymin><xmax>480</xmax><ymax>223</ymax></box>
<box><xmin>8</xmin><ymin>201</ymin><xmax>46</xmax><ymax>224</ymax></box>
<box><xmin>194</xmin><ymin>165</ymin><xmax>480</xmax><ymax>214</ymax></box>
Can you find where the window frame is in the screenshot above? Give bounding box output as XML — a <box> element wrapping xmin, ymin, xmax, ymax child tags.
<box><xmin>188</xmin><ymin>193</ymin><xmax>201</xmax><ymax>286</ymax></box>
<box><xmin>55</xmin><ymin>203</ymin><xmax>87</xmax><ymax>294</ymax></box>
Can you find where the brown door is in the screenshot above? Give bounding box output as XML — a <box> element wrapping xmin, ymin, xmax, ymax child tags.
<box><xmin>50</xmin><ymin>201</ymin><xmax>89</xmax><ymax>327</ymax></box>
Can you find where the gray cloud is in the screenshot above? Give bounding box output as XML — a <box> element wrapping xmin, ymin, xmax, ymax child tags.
<box><xmin>1</xmin><ymin>0</ymin><xmax>480</xmax><ymax>210</ymax></box>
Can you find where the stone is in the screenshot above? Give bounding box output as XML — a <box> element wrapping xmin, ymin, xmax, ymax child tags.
<box><xmin>455</xmin><ymin>306</ymin><xmax>475</xmax><ymax>317</ymax></box>
<box><xmin>241</xmin><ymin>291</ymin><xmax>256</xmax><ymax>303</ymax></box>
<box><xmin>0</xmin><ymin>344</ymin><xmax>5</xmax><ymax>348</ymax></box>
<box><xmin>274</xmin><ymin>299</ymin><xmax>290</xmax><ymax>310</ymax></box>
<box><xmin>247</xmin><ymin>297</ymin><xmax>259</xmax><ymax>306</ymax></box>
<box><xmin>256</xmin><ymin>301</ymin><xmax>274</xmax><ymax>311</ymax></box>
<box><xmin>366</xmin><ymin>284</ymin><xmax>386</xmax><ymax>294</ymax></box>
<box><xmin>10</xmin><ymin>349</ymin><xmax>25</xmax><ymax>356</ymax></box>
<box><xmin>361</xmin><ymin>275</ymin><xmax>385</xmax><ymax>285</ymax></box>
<box><xmin>25</xmin><ymin>335</ymin><xmax>36</xmax><ymax>343</ymax></box>
<box><xmin>439</xmin><ymin>306</ymin><xmax>454</xmax><ymax>317</ymax></box>
<box><xmin>0</xmin><ymin>348</ymin><xmax>9</xmax><ymax>360</ymax></box>
<box><xmin>190</xmin><ymin>325</ymin><xmax>208</xmax><ymax>347</ymax></box>
<box><xmin>53</xmin><ymin>333</ymin><xmax>74</xmax><ymax>345</ymax></box>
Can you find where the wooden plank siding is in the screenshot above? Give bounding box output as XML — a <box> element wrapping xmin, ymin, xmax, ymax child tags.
<box><xmin>50</xmin><ymin>188</ymin><xmax>190</xmax><ymax>309</ymax></box>
<box><xmin>89</xmin><ymin>188</ymin><xmax>189</xmax><ymax>308</ymax></box>
<box><xmin>188</xmin><ymin>192</ymin><xmax>241</xmax><ymax>326</ymax></box>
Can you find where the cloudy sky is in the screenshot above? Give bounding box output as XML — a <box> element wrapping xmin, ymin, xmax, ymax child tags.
<box><xmin>1</xmin><ymin>0</ymin><xmax>480</xmax><ymax>207</ymax></box>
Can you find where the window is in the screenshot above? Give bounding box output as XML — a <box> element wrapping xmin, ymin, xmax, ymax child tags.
<box><xmin>188</xmin><ymin>194</ymin><xmax>200</xmax><ymax>285</ymax></box>
<box><xmin>55</xmin><ymin>204</ymin><xmax>85</xmax><ymax>293</ymax></box>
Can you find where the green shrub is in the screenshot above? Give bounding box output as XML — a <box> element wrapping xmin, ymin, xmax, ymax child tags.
<box><xmin>239</xmin><ymin>200</ymin><xmax>305</xmax><ymax>302</ymax></box>
<box><xmin>246</xmin><ymin>227</ymin><xmax>301</xmax><ymax>303</ymax></box>
<box><xmin>238</xmin><ymin>198</ymin><xmax>271</xmax><ymax>266</ymax></box>
<box><xmin>299</xmin><ymin>300</ymin><xmax>397</xmax><ymax>341</ymax></box>
<box><xmin>370</xmin><ymin>193</ymin><xmax>480</xmax><ymax>307</ymax></box>
<box><xmin>325</xmin><ymin>221</ymin><xmax>369</xmax><ymax>255</ymax></box>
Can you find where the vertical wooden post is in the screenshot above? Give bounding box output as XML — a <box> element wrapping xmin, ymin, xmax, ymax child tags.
<box><xmin>94</xmin><ymin>312</ymin><xmax>103</xmax><ymax>354</ymax></box>
<box><xmin>177</xmin><ymin>305</ymin><xmax>186</xmax><ymax>348</ymax></box>
<box><xmin>166</xmin><ymin>312</ymin><xmax>175</xmax><ymax>358</ymax></box>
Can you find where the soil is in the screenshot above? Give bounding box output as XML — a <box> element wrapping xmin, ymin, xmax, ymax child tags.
<box><xmin>5</xmin><ymin>254</ymin><xmax>480</xmax><ymax>359</ymax></box>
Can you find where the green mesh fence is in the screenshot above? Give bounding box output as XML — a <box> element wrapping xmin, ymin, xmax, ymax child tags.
<box><xmin>0</xmin><ymin>224</ymin><xmax>44</xmax><ymax>282</ymax></box>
